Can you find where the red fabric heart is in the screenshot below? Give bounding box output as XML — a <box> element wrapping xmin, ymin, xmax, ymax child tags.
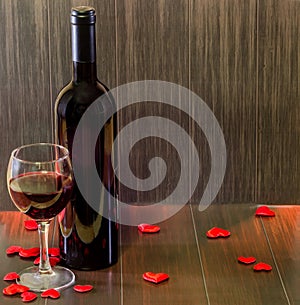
<box><xmin>41</xmin><ymin>288</ymin><xmax>60</xmax><ymax>299</ymax></box>
<box><xmin>33</xmin><ymin>256</ymin><xmax>60</xmax><ymax>266</ymax></box>
<box><xmin>206</xmin><ymin>227</ymin><xmax>231</xmax><ymax>238</ymax></box>
<box><xmin>3</xmin><ymin>272</ymin><xmax>20</xmax><ymax>281</ymax></box>
<box><xmin>3</xmin><ymin>283</ymin><xmax>30</xmax><ymax>295</ymax></box>
<box><xmin>143</xmin><ymin>272</ymin><xmax>169</xmax><ymax>284</ymax></box>
<box><xmin>6</xmin><ymin>245</ymin><xmax>23</xmax><ymax>255</ymax></box>
<box><xmin>33</xmin><ymin>257</ymin><xmax>39</xmax><ymax>265</ymax></box>
<box><xmin>73</xmin><ymin>285</ymin><xmax>94</xmax><ymax>293</ymax></box>
<box><xmin>48</xmin><ymin>247</ymin><xmax>60</xmax><ymax>257</ymax></box>
<box><xmin>138</xmin><ymin>223</ymin><xmax>160</xmax><ymax>233</ymax></box>
<box><xmin>19</xmin><ymin>247</ymin><xmax>40</xmax><ymax>258</ymax></box>
<box><xmin>24</xmin><ymin>220</ymin><xmax>38</xmax><ymax>230</ymax></box>
<box><xmin>21</xmin><ymin>291</ymin><xmax>38</xmax><ymax>302</ymax></box>
<box><xmin>253</xmin><ymin>262</ymin><xmax>272</xmax><ymax>271</ymax></box>
<box><xmin>50</xmin><ymin>257</ymin><xmax>61</xmax><ymax>266</ymax></box>
<box><xmin>238</xmin><ymin>256</ymin><xmax>256</xmax><ymax>265</ymax></box>
<box><xmin>255</xmin><ymin>206</ymin><xmax>275</xmax><ymax>217</ymax></box>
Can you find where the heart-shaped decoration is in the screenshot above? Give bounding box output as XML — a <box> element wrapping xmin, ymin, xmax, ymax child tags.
<box><xmin>24</xmin><ymin>220</ymin><xmax>38</xmax><ymax>230</ymax></box>
<box><xmin>48</xmin><ymin>247</ymin><xmax>60</xmax><ymax>257</ymax></box>
<box><xmin>138</xmin><ymin>224</ymin><xmax>160</xmax><ymax>233</ymax></box>
<box><xmin>73</xmin><ymin>285</ymin><xmax>94</xmax><ymax>293</ymax></box>
<box><xmin>41</xmin><ymin>288</ymin><xmax>60</xmax><ymax>299</ymax></box>
<box><xmin>253</xmin><ymin>262</ymin><xmax>272</xmax><ymax>271</ymax></box>
<box><xmin>19</xmin><ymin>247</ymin><xmax>40</xmax><ymax>258</ymax></box>
<box><xmin>143</xmin><ymin>272</ymin><xmax>169</xmax><ymax>284</ymax></box>
<box><xmin>21</xmin><ymin>291</ymin><xmax>38</xmax><ymax>302</ymax></box>
<box><xmin>34</xmin><ymin>256</ymin><xmax>60</xmax><ymax>266</ymax></box>
<box><xmin>238</xmin><ymin>256</ymin><xmax>256</xmax><ymax>265</ymax></box>
<box><xmin>6</xmin><ymin>245</ymin><xmax>23</xmax><ymax>255</ymax></box>
<box><xmin>255</xmin><ymin>206</ymin><xmax>275</xmax><ymax>217</ymax></box>
<box><xmin>3</xmin><ymin>272</ymin><xmax>20</xmax><ymax>281</ymax></box>
<box><xmin>206</xmin><ymin>227</ymin><xmax>231</xmax><ymax>238</ymax></box>
<box><xmin>3</xmin><ymin>283</ymin><xmax>29</xmax><ymax>296</ymax></box>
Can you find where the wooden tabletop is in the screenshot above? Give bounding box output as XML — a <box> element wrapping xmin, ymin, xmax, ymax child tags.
<box><xmin>0</xmin><ymin>204</ymin><xmax>299</xmax><ymax>305</ymax></box>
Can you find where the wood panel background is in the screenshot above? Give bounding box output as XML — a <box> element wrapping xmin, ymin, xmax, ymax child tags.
<box><xmin>0</xmin><ymin>0</ymin><xmax>299</xmax><ymax>210</ymax></box>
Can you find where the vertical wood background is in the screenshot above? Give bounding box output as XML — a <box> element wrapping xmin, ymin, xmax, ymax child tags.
<box><xmin>0</xmin><ymin>0</ymin><xmax>299</xmax><ymax>210</ymax></box>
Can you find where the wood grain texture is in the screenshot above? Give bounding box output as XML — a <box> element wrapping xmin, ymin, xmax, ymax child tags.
<box><xmin>257</xmin><ymin>0</ymin><xmax>300</xmax><ymax>204</ymax></box>
<box><xmin>0</xmin><ymin>0</ymin><xmax>52</xmax><ymax>211</ymax></box>
<box><xmin>0</xmin><ymin>0</ymin><xmax>299</xmax><ymax>210</ymax></box>
<box><xmin>190</xmin><ymin>0</ymin><xmax>258</xmax><ymax>203</ymax></box>
<box><xmin>1</xmin><ymin>206</ymin><xmax>300</xmax><ymax>304</ymax></box>
<box><xmin>116</xmin><ymin>0</ymin><xmax>190</xmax><ymax>204</ymax></box>
<box><xmin>116</xmin><ymin>0</ymin><xmax>189</xmax><ymax>86</ymax></box>
<box><xmin>45</xmin><ymin>265</ymin><xmax>121</xmax><ymax>305</ymax></box>
<box><xmin>191</xmin><ymin>203</ymin><xmax>289</xmax><ymax>305</ymax></box>
<box><xmin>120</xmin><ymin>205</ymin><xmax>208</xmax><ymax>305</ymax></box>
<box><xmin>261</xmin><ymin>206</ymin><xmax>300</xmax><ymax>304</ymax></box>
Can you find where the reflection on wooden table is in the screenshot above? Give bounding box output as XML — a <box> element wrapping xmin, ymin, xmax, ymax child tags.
<box><xmin>0</xmin><ymin>204</ymin><xmax>299</xmax><ymax>305</ymax></box>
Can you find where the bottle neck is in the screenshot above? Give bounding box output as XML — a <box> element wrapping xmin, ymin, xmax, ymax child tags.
<box><xmin>72</xmin><ymin>62</ymin><xmax>98</xmax><ymax>83</ymax></box>
<box><xmin>71</xmin><ymin>16</ymin><xmax>97</xmax><ymax>83</ymax></box>
<box><xmin>70</xmin><ymin>7</ymin><xmax>98</xmax><ymax>83</ymax></box>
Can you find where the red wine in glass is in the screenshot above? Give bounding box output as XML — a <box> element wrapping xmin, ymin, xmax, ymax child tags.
<box><xmin>9</xmin><ymin>171</ymin><xmax>73</xmax><ymax>221</ymax></box>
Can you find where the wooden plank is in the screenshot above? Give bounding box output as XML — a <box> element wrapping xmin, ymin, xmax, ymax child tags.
<box><xmin>116</xmin><ymin>0</ymin><xmax>190</xmax><ymax>204</ymax></box>
<box><xmin>2</xmin><ymin>206</ymin><xmax>300</xmax><ymax>304</ymax></box>
<box><xmin>0</xmin><ymin>0</ymin><xmax>52</xmax><ymax>210</ymax></box>
<box><xmin>116</xmin><ymin>0</ymin><xmax>189</xmax><ymax>85</ymax></box>
<box><xmin>257</xmin><ymin>0</ymin><xmax>300</xmax><ymax>203</ymax></box>
<box><xmin>190</xmin><ymin>0</ymin><xmax>258</xmax><ymax>204</ymax></box>
<box><xmin>261</xmin><ymin>206</ymin><xmax>300</xmax><ymax>304</ymax></box>
<box><xmin>191</xmin><ymin>204</ymin><xmax>289</xmax><ymax>305</ymax></box>
<box><xmin>121</xmin><ymin>205</ymin><xmax>208</xmax><ymax>305</ymax></box>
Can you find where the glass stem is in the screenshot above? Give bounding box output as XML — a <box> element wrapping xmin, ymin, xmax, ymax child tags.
<box><xmin>37</xmin><ymin>221</ymin><xmax>53</xmax><ymax>275</ymax></box>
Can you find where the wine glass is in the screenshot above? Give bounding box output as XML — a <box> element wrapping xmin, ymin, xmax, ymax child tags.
<box><xmin>7</xmin><ymin>143</ymin><xmax>75</xmax><ymax>292</ymax></box>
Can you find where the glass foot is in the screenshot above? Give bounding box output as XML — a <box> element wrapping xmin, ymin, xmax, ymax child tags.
<box><xmin>17</xmin><ymin>266</ymin><xmax>75</xmax><ymax>292</ymax></box>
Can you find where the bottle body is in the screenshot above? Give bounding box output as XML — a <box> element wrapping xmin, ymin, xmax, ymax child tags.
<box><xmin>54</xmin><ymin>7</ymin><xmax>118</xmax><ymax>270</ymax></box>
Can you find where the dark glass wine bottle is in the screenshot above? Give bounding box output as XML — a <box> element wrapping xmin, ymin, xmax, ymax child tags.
<box><xmin>54</xmin><ymin>6</ymin><xmax>118</xmax><ymax>270</ymax></box>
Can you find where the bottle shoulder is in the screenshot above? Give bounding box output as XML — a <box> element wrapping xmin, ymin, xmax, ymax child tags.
<box><xmin>55</xmin><ymin>80</ymin><xmax>107</xmax><ymax>100</ymax></box>
<box><xmin>54</xmin><ymin>80</ymin><xmax>115</xmax><ymax>120</ymax></box>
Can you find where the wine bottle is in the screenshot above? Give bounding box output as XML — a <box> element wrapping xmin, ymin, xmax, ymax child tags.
<box><xmin>54</xmin><ymin>6</ymin><xmax>118</xmax><ymax>270</ymax></box>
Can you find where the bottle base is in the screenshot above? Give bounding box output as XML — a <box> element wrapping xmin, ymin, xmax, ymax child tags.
<box><xmin>60</xmin><ymin>258</ymin><xmax>118</xmax><ymax>271</ymax></box>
